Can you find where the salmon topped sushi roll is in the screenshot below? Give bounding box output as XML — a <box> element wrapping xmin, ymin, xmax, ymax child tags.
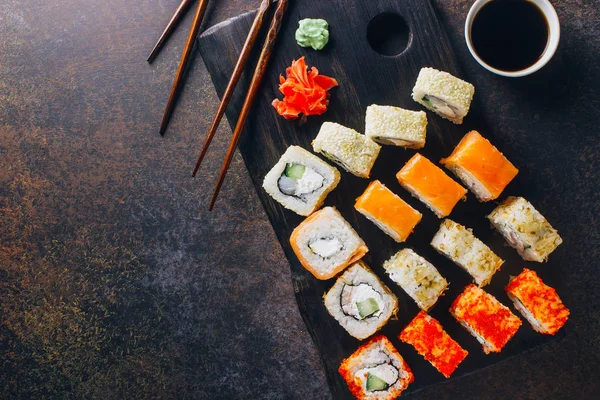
<box><xmin>505</xmin><ymin>269</ymin><xmax>570</xmax><ymax>335</ymax></box>
<box><xmin>400</xmin><ymin>311</ymin><xmax>468</xmax><ymax>378</ymax></box>
<box><xmin>339</xmin><ymin>335</ymin><xmax>414</xmax><ymax>400</ymax></box>
<box><xmin>397</xmin><ymin>153</ymin><xmax>467</xmax><ymax>217</ymax></box>
<box><xmin>450</xmin><ymin>285</ymin><xmax>522</xmax><ymax>354</ymax></box>
<box><xmin>355</xmin><ymin>180</ymin><xmax>422</xmax><ymax>242</ymax></box>
<box><xmin>441</xmin><ymin>131</ymin><xmax>518</xmax><ymax>202</ymax></box>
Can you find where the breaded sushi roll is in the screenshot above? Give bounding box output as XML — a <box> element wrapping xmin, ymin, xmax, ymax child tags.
<box><xmin>365</xmin><ymin>105</ymin><xmax>427</xmax><ymax>149</ymax></box>
<box><xmin>505</xmin><ymin>269</ymin><xmax>569</xmax><ymax>335</ymax></box>
<box><xmin>383</xmin><ymin>249</ymin><xmax>447</xmax><ymax>311</ymax></box>
<box><xmin>262</xmin><ymin>146</ymin><xmax>341</xmax><ymax>216</ymax></box>
<box><xmin>396</xmin><ymin>153</ymin><xmax>467</xmax><ymax>218</ymax></box>
<box><xmin>441</xmin><ymin>130</ymin><xmax>518</xmax><ymax>202</ymax></box>
<box><xmin>355</xmin><ymin>180</ymin><xmax>422</xmax><ymax>242</ymax></box>
<box><xmin>488</xmin><ymin>197</ymin><xmax>562</xmax><ymax>262</ymax></box>
<box><xmin>324</xmin><ymin>262</ymin><xmax>398</xmax><ymax>340</ymax></box>
<box><xmin>399</xmin><ymin>311</ymin><xmax>468</xmax><ymax>378</ymax></box>
<box><xmin>431</xmin><ymin>219</ymin><xmax>503</xmax><ymax>287</ymax></box>
<box><xmin>339</xmin><ymin>335</ymin><xmax>414</xmax><ymax>399</ymax></box>
<box><xmin>290</xmin><ymin>207</ymin><xmax>368</xmax><ymax>280</ymax></box>
<box><xmin>312</xmin><ymin>122</ymin><xmax>381</xmax><ymax>178</ymax></box>
<box><xmin>450</xmin><ymin>285</ymin><xmax>522</xmax><ymax>354</ymax></box>
<box><xmin>412</xmin><ymin>67</ymin><xmax>475</xmax><ymax>124</ymax></box>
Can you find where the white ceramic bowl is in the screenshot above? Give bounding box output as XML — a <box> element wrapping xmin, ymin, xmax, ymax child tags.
<box><xmin>465</xmin><ymin>0</ymin><xmax>560</xmax><ymax>77</ymax></box>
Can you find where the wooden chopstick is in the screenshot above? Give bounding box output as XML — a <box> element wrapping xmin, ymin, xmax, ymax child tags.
<box><xmin>159</xmin><ymin>0</ymin><xmax>210</xmax><ymax>136</ymax></box>
<box><xmin>208</xmin><ymin>0</ymin><xmax>289</xmax><ymax>210</ymax></box>
<box><xmin>191</xmin><ymin>0</ymin><xmax>272</xmax><ymax>178</ymax></box>
<box><xmin>147</xmin><ymin>0</ymin><xmax>195</xmax><ymax>63</ymax></box>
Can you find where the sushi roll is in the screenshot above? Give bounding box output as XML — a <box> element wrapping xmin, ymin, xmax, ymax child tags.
<box><xmin>399</xmin><ymin>311</ymin><xmax>468</xmax><ymax>378</ymax></box>
<box><xmin>396</xmin><ymin>153</ymin><xmax>467</xmax><ymax>218</ymax></box>
<box><xmin>488</xmin><ymin>197</ymin><xmax>562</xmax><ymax>262</ymax></box>
<box><xmin>262</xmin><ymin>146</ymin><xmax>341</xmax><ymax>216</ymax></box>
<box><xmin>450</xmin><ymin>285</ymin><xmax>522</xmax><ymax>354</ymax></box>
<box><xmin>312</xmin><ymin>122</ymin><xmax>381</xmax><ymax>178</ymax></box>
<box><xmin>505</xmin><ymin>268</ymin><xmax>570</xmax><ymax>335</ymax></box>
<box><xmin>383</xmin><ymin>249</ymin><xmax>447</xmax><ymax>311</ymax></box>
<box><xmin>364</xmin><ymin>105</ymin><xmax>427</xmax><ymax>149</ymax></box>
<box><xmin>290</xmin><ymin>207</ymin><xmax>368</xmax><ymax>280</ymax></box>
<box><xmin>430</xmin><ymin>219</ymin><xmax>503</xmax><ymax>287</ymax></box>
<box><xmin>412</xmin><ymin>67</ymin><xmax>475</xmax><ymax>124</ymax></box>
<box><xmin>354</xmin><ymin>180</ymin><xmax>422</xmax><ymax>242</ymax></box>
<box><xmin>339</xmin><ymin>335</ymin><xmax>414</xmax><ymax>399</ymax></box>
<box><xmin>441</xmin><ymin>130</ymin><xmax>519</xmax><ymax>202</ymax></box>
<box><xmin>324</xmin><ymin>262</ymin><xmax>398</xmax><ymax>340</ymax></box>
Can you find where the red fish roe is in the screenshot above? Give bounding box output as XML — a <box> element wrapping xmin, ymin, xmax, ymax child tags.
<box><xmin>400</xmin><ymin>311</ymin><xmax>468</xmax><ymax>378</ymax></box>
<box><xmin>450</xmin><ymin>284</ymin><xmax>522</xmax><ymax>354</ymax></box>
<box><xmin>505</xmin><ymin>268</ymin><xmax>569</xmax><ymax>335</ymax></box>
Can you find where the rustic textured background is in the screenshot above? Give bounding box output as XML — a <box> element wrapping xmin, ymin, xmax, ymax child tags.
<box><xmin>1</xmin><ymin>0</ymin><xmax>598</xmax><ymax>399</ymax></box>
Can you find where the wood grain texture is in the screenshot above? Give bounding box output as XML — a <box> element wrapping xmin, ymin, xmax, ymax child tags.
<box><xmin>197</xmin><ymin>0</ymin><xmax>565</xmax><ymax>397</ymax></box>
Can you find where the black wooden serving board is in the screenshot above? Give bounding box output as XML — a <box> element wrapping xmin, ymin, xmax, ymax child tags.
<box><xmin>197</xmin><ymin>0</ymin><xmax>565</xmax><ymax>397</ymax></box>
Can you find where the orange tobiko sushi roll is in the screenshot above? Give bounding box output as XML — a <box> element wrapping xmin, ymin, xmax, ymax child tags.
<box><xmin>339</xmin><ymin>335</ymin><xmax>414</xmax><ymax>400</ymax></box>
<box><xmin>450</xmin><ymin>285</ymin><xmax>522</xmax><ymax>354</ymax></box>
<box><xmin>355</xmin><ymin>180</ymin><xmax>422</xmax><ymax>242</ymax></box>
<box><xmin>505</xmin><ymin>268</ymin><xmax>570</xmax><ymax>335</ymax></box>
<box><xmin>441</xmin><ymin>130</ymin><xmax>518</xmax><ymax>202</ymax></box>
<box><xmin>397</xmin><ymin>153</ymin><xmax>467</xmax><ymax>217</ymax></box>
<box><xmin>400</xmin><ymin>311</ymin><xmax>468</xmax><ymax>378</ymax></box>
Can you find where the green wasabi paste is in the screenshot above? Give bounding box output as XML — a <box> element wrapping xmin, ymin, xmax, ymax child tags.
<box><xmin>295</xmin><ymin>18</ymin><xmax>329</xmax><ymax>51</ymax></box>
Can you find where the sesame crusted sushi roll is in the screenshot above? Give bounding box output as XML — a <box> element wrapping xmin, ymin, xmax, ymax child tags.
<box><xmin>431</xmin><ymin>219</ymin><xmax>503</xmax><ymax>287</ymax></box>
<box><xmin>383</xmin><ymin>249</ymin><xmax>447</xmax><ymax>311</ymax></box>
<box><xmin>451</xmin><ymin>285</ymin><xmax>522</xmax><ymax>354</ymax></box>
<box><xmin>488</xmin><ymin>197</ymin><xmax>562</xmax><ymax>262</ymax></box>
<box><xmin>396</xmin><ymin>153</ymin><xmax>467</xmax><ymax>218</ymax></box>
<box><xmin>262</xmin><ymin>146</ymin><xmax>341</xmax><ymax>216</ymax></box>
<box><xmin>339</xmin><ymin>335</ymin><xmax>414</xmax><ymax>399</ymax></box>
<box><xmin>290</xmin><ymin>207</ymin><xmax>368</xmax><ymax>280</ymax></box>
<box><xmin>505</xmin><ymin>269</ymin><xmax>570</xmax><ymax>335</ymax></box>
<box><xmin>412</xmin><ymin>67</ymin><xmax>475</xmax><ymax>124</ymax></box>
<box><xmin>324</xmin><ymin>262</ymin><xmax>398</xmax><ymax>340</ymax></box>
<box><xmin>312</xmin><ymin>122</ymin><xmax>381</xmax><ymax>178</ymax></box>
<box><xmin>441</xmin><ymin>130</ymin><xmax>519</xmax><ymax>202</ymax></box>
<box><xmin>354</xmin><ymin>180</ymin><xmax>422</xmax><ymax>242</ymax></box>
<box><xmin>400</xmin><ymin>311</ymin><xmax>468</xmax><ymax>378</ymax></box>
<box><xmin>365</xmin><ymin>105</ymin><xmax>427</xmax><ymax>148</ymax></box>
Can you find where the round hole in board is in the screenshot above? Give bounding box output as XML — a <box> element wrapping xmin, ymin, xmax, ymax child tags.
<box><xmin>367</xmin><ymin>13</ymin><xmax>410</xmax><ymax>56</ymax></box>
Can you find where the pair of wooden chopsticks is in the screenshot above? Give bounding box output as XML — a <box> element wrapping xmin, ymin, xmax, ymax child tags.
<box><xmin>151</xmin><ymin>0</ymin><xmax>288</xmax><ymax>209</ymax></box>
<box><xmin>193</xmin><ymin>0</ymin><xmax>289</xmax><ymax>210</ymax></box>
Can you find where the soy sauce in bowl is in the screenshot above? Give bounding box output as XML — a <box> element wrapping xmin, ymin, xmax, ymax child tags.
<box><xmin>471</xmin><ymin>0</ymin><xmax>549</xmax><ymax>72</ymax></box>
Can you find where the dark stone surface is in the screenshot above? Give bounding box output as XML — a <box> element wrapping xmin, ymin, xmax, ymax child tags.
<box><xmin>0</xmin><ymin>0</ymin><xmax>598</xmax><ymax>399</ymax></box>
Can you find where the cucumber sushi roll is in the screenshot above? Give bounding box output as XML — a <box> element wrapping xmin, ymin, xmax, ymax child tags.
<box><xmin>312</xmin><ymin>122</ymin><xmax>381</xmax><ymax>178</ymax></box>
<box><xmin>365</xmin><ymin>105</ymin><xmax>427</xmax><ymax>149</ymax></box>
<box><xmin>339</xmin><ymin>335</ymin><xmax>414</xmax><ymax>400</ymax></box>
<box><xmin>262</xmin><ymin>146</ymin><xmax>341</xmax><ymax>216</ymax></box>
<box><xmin>290</xmin><ymin>207</ymin><xmax>368</xmax><ymax>280</ymax></box>
<box><xmin>412</xmin><ymin>67</ymin><xmax>475</xmax><ymax>124</ymax></box>
<box><xmin>324</xmin><ymin>261</ymin><xmax>397</xmax><ymax>340</ymax></box>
